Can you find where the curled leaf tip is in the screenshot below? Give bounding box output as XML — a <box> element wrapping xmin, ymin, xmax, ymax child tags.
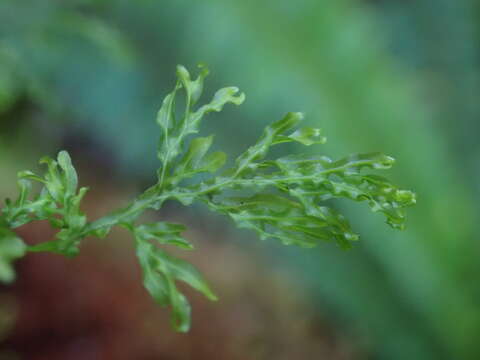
<box><xmin>176</xmin><ymin>64</ymin><xmax>190</xmax><ymax>78</ymax></box>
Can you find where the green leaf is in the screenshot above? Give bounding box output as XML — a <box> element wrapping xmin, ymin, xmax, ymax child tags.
<box><xmin>178</xmin><ymin>136</ymin><xmax>215</xmax><ymax>172</ymax></box>
<box><xmin>135</xmin><ymin>222</ymin><xmax>193</xmax><ymax>249</ymax></box>
<box><xmin>2</xmin><ymin>175</ymin><xmax>53</xmax><ymax>228</ymax></box>
<box><xmin>0</xmin><ymin>228</ymin><xmax>26</xmax><ymax>283</ymax></box>
<box><xmin>235</xmin><ymin>112</ymin><xmax>303</xmax><ymax>175</ymax></box>
<box><xmin>156</xmin><ymin>65</ymin><xmax>244</xmax><ymax>187</ymax></box>
<box><xmin>169</xmin><ymin>291</ymin><xmax>191</xmax><ymax>333</ymax></box>
<box><xmin>18</xmin><ymin>170</ymin><xmax>45</xmax><ymax>184</ymax></box>
<box><xmin>287</xmin><ymin>127</ymin><xmax>327</xmax><ymax>146</ymax></box>
<box><xmin>195</xmin><ymin>86</ymin><xmax>245</xmax><ymax>114</ymax></box>
<box><xmin>179</xmin><ymin>116</ymin><xmax>415</xmax><ymax>248</ymax></box>
<box><xmin>135</xmin><ymin>234</ymin><xmax>216</xmax><ymax>332</ymax></box>
<box><xmin>57</xmin><ymin>150</ymin><xmax>79</xmax><ymax>197</ymax></box>
<box><xmin>28</xmin><ymin>236</ymin><xmax>80</xmax><ymax>257</ymax></box>
<box><xmin>16</xmin><ymin>151</ymin><xmax>88</xmax><ymax>256</ymax></box>
<box><xmin>154</xmin><ymin>248</ymin><xmax>217</xmax><ymax>301</ymax></box>
<box><xmin>39</xmin><ymin>156</ymin><xmax>64</xmax><ymax>202</ymax></box>
<box><xmin>206</xmin><ymin>193</ymin><xmax>357</xmax><ymax>249</ymax></box>
<box><xmin>176</xmin><ymin>64</ymin><xmax>209</xmax><ymax>105</ymax></box>
<box><xmin>171</xmin><ymin>136</ymin><xmax>227</xmax><ymax>185</ymax></box>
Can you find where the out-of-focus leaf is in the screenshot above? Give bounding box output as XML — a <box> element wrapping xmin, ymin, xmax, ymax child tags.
<box><xmin>0</xmin><ymin>228</ymin><xmax>26</xmax><ymax>283</ymax></box>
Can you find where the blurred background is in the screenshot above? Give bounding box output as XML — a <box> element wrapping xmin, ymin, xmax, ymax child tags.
<box><xmin>0</xmin><ymin>0</ymin><xmax>479</xmax><ymax>359</ymax></box>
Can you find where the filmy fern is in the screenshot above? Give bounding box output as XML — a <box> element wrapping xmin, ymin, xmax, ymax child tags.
<box><xmin>0</xmin><ymin>65</ymin><xmax>416</xmax><ymax>332</ymax></box>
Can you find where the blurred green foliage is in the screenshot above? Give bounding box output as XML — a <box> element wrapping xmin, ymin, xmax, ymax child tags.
<box><xmin>0</xmin><ymin>0</ymin><xmax>479</xmax><ymax>359</ymax></box>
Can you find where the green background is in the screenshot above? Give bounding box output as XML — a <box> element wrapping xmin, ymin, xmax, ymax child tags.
<box><xmin>0</xmin><ymin>1</ymin><xmax>479</xmax><ymax>359</ymax></box>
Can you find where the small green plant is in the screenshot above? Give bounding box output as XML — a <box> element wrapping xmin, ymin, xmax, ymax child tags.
<box><xmin>0</xmin><ymin>65</ymin><xmax>416</xmax><ymax>332</ymax></box>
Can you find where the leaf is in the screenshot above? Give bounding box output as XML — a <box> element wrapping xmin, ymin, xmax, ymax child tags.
<box><xmin>2</xmin><ymin>175</ymin><xmax>53</xmax><ymax>228</ymax></box>
<box><xmin>287</xmin><ymin>127</ymin><xmax>327</xmax><ymax>146</ymax></box>
<box><xmin>270</xmin><ymin>114</ymin><xmax>326</xmax><ymax>146</ymax></box>
<box><xmin>57</xmin><ymin>150</ymin><xmax>79</xmax><ymax>197</ymax></box>
<box><xmin>176</xmin><ymin>64</ymin><xmax>209</xmax><ymax>105</ymax></box>
<box><xmin>178</xmin><ymin>136</ymin><xmax>214</xmax><ymax>172</ymax></box>
<box><xmin>0</xmin><ymin>228</ymin><xmax>26</xmax><ymax>283</ymax></box>
<box><xmin>39</xmin><ymin>156</ymin><xmax>64</xmax><ymax>202</ymax></box>
<box><xmin>156</xmin><ymin>65</ymin><xmax>244</xmax><ymax>187</ymax></box>
<box><xmin>154</xmin><ymin>248</ymin><xmax>217</xmax><ymax>301</ymax></box>
<box><xmin>136</xmin><ymin>240</ymin><xmax>170</xmax><ymax>305</ymax></box>
<box><xmin>15</xmin><ymin>151</ymin><xmax>88</xmax><ymax>255</ymax></box>
<box><xmin>135</xmin><ymin>222</ymin><xmax>193</xmax><ymax>249</ymax></box>
<box><xmin>234</xmin><ymin>112</ymin><xmax>304</xmax><ymax>175</ymax></box>
<box><xmin>18</xmin><ymin>170</ymin><xmax>44</xmax><ymax>184</ymax></box>
<box><xmin>135</xmin><ymin>234</ymin><xmax>216</xmax><ymax>332</ymax></box>
<box><xmin>171</xmin><ymin>136</ymin><xmax>227</xmax><ymax>185</ymax></box>
<box><xmin>28</xmin><ymin>236</ymin><xmax>80</xmax><ymax>257</ymax></box>
<box><xmin>207</xmin><ymin>193</ymin><xmax>357</xmax><ymax>249</ymax></box>
<box><xmin>177</xmin><ymin>116</ymin><xmax>415</xmax><ymax>248</ymax></box>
